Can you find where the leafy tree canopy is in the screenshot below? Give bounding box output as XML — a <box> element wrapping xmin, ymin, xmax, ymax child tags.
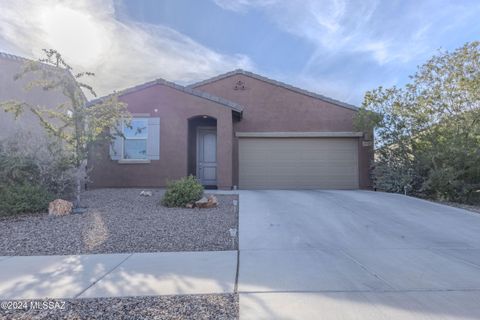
<box><xmin>1</xmin><ymin>49</ymin><xmax>130</xmax><ymax>206</ymax></box>
<box><xmin>355</xmin><ymin>42</ymin><xmax>480</xmax><ymax>203</ymax></box>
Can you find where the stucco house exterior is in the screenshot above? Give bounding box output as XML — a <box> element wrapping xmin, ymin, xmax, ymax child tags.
<box><xmin>88</xmin><ymin>70</ymin><xmax>373</xmax><ymax>190</ymax></box>
<box><xmin>0</xmin><ymin>52</ymin><xmax>73</xmax><ymax>144</ymax></box>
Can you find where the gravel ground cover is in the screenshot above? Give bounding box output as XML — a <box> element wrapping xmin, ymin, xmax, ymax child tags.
<box><xmin>421</xmin><ymin>197</ymin><xmax>480</xmax><ymax>214</ymax></box>
<box><xmin>0</xmin><ymin>294</ymin><xmax>238</xmax><ymax>320</ymax></box>
<box><xmin>0</xmin><ymin>189</ymin><xmax>238</xmax><ymax>256</ymax></box>
<box><xmin>436</xmin><ymin>201</ymin><xmax>480</xmax><ymax>214</ymax></box>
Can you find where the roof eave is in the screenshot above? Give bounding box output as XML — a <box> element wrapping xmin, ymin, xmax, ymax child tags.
<box><xmin>1</xmin><ymin>51</ymin><xmax>88</xmax><ymax>103</ymax></box>
<box><xmin>87</xmin><ymin>78</ymin><xmax>244</xmax><ymax>113</ymax></box>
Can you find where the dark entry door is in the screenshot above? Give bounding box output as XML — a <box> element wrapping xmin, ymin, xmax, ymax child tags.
<box><xmin>197</xmin><ymin>128</ymin><xmax>217</xmax><ymax>186</ymax></box>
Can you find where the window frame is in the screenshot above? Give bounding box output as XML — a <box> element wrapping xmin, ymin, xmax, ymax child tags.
<box><xmin>121</xmin><ymin>117</ymin><xmax>148</xmax><ymax>160</ymax></box>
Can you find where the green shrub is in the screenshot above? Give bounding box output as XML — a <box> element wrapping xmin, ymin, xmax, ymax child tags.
<box><xmin>0</xmin><ymin>183</ymin><xmax>54</xmax><ymax>216</ymax></box>
<box><xmin>161</xmin><ymin>175</ymin><xmax>204</xmax><ymax>207</ymax></box>
<box><xmin>0</xmin><ymin>134</ymin><xmax>75</xmax><ymax>199</ymax></box>
<box><xmin>356</xmin><ymin>42</ymin><xmax>480</xmax><ymax>205</ymax></box>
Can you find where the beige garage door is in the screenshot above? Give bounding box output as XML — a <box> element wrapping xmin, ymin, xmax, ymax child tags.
<box><xmin>239</xmin><ymin>138</ymin><xmax>359</xmax><ymax>189</ymax></box>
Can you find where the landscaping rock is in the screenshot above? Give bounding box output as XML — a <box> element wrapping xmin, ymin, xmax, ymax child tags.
<box><xmin>208</xmin><ymin>195</ymin><xmax>219</xmax><ymax>207</ymax></box>
<box><xmin>0</xmin><ymin>294</ymin><xmax>239</xmax><ymax>320</ymax></box>
<box><xmin>48</xmin><ymin>199</ymin><xmax>73</xmax><ymax>216</ymax></box>
<box><xmin>185</xmin><ymin>203</ymin><xmax>194</xmax><ymax>208</ymax></box>
<box><xmin>196</xmin><ymin>195</ymin><xmax>218</xmax><ymax>209</ymax></box>
<box><xmin>139</xmin><ymin>190</ymin><xmax>153</xmax><ymax>197</ymax></box>
<box><xmin>0</xmin><ymin>189</ymin><xmax>239</xmax><ymax>255</ymax></box>
<box><xmin>195</xmin><ymin>197</ymin><xmax>209</xmax><ymax>208</ymax></box>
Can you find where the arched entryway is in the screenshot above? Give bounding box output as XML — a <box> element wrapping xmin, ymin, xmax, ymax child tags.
<box><xmin>187</xmin><ymin>115</ymin><xmax>218</xmax><ymax>188</ymax></box>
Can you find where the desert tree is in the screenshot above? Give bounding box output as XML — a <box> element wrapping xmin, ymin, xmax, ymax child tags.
<box><xmin>1</xmin><ymin>49</ymin><xmax>130</xmax><ymax>207</ymax></box>
<box><xmin>355</xmin><ymin>42</ymin><xmax>480</xmax><ymax>203</ymax></box>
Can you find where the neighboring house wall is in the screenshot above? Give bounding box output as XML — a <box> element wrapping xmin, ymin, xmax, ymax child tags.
<box><xmin>0</xmin><ymin>53</ymin><xmax>71</xmax><ymax>144</ymax></box>
<box><xmin>87</xmin><ymin>83</ymin><xmax>234</xmax><ymax>189</ymax></box>
<box><xmin>193</xmin><ymin>74</ymin><xmax>373</xmax><ymax>189</ymax></box>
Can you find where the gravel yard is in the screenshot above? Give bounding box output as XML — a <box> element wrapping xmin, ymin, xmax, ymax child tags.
<box><xmin>0</xmin><ymin>189</ymin><xmax>238</xmax><ymax>256</ymax></box>
<box><xmin>0</xmin><ymin>294</ymin><xmax>238</xmax><ymax>320</ymax></box>
<box><xmin>436</xmin><ymin>200</ymin><xmax>480</xmax><ymax>214</ymax></box>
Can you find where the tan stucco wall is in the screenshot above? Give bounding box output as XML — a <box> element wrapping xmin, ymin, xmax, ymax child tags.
<box><xmin>88</xmin><ymin>73</ymin><xmax>373</xmax><ymax>190</ymax></box>
<box><xmin>88</xmin><ymin>84</ymin><xmax>234</xmax><ymax>189</ymax></box>
<box><xmin>0</xmin><ymin>56</ymin><xmax>70</xmax><ymax>144</ymax></box>
<box><xmin>194</xmin><ymin>74</ymin><xmax>373</xmax><ymax>189</ymax></box>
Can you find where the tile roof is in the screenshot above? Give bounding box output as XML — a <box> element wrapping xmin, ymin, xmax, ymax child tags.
<box><xmin>88</xmin><ymin>78</ymin><xmax>244</xmax><ymax>113</ymax></box>
<box><xmin>0</xmin><ymin>51</ymin><xmax>31</xmax><ymax>62</ymax></box>
<box><xmin>189</xmin><ymin>69</ymin><xmax>359</xmax><ymax>111</ymax></box>
<box><xmin>0</xmin><ymin>51</ymin><xmax>87</xmax><ymax>101</ymax></box>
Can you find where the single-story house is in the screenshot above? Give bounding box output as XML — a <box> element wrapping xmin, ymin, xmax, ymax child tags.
<box><xmin>88</xmin><ymin>70</ymin><xmax>373</xmax><ymax>190</ymax></box>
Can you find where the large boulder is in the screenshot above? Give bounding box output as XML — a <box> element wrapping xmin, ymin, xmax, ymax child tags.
<box><xmin>195</xmin><ymin>195</ymin><xmax>218</xmax><ymax>209</ymax></box>
<box><xmin>195</xmin><ymin>197</ymin><xmax>209</xmax><ymax>208</ymax></box>
<box><xmin>207</xmin><ymin>195</ymin><xmax>219</xmax><ymax>207</ymax></box>
<box><xmin>48</xmin><ymin>199</ymin><xmax>73</xmax><ymax>216</ymax></box>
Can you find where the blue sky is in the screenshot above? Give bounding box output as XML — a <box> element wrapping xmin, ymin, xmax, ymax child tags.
<box><xmin>1</xmin><ymin>0</ymin><xmax>479</xmax><ymax>104</ymax></box>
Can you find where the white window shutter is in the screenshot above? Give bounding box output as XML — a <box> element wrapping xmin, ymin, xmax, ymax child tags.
<box><xmin>147</xmin><ymin>117</ymin><xmax>160</xmax><ymax>160</ymax></box>
<box><xmin>109</xmin><ymin>124</ymin><xmax>123</xmax><ymax>160</ymax></box>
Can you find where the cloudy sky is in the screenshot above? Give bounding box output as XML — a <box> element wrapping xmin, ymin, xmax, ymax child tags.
<box><xmin>1</xmin><ymin>0</ymin><xmax>479</xmax><ymax>104</ymax></box>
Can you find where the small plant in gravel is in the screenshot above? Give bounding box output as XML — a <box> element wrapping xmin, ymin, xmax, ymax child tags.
<box><xmin>161</xmin><ymin>175</ymin><xmax>204</xmax><ymax>207</ymax></box>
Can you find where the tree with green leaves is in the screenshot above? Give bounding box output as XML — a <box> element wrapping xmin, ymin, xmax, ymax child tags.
<box><xmin>355</xmin><ymin>41</ymin><xmax>480</xmax><ymax>203</ymax></box>
<box><xmin>1</xmin><ymin>49</ymin><xmax>130</xmax><ymax>208</ymax></box>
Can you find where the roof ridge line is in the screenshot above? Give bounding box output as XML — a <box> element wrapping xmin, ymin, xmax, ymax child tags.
<box><xmin>0</xmin><ymin>51</ymin><xmax>63</xmax><ymax>71</ymax></box>
<box><xmin>88</xmin><ymin>77</ymin><xmax>244</xmax><ymax>113</ymax></box>
<box><xmin>1</xmin><ymin>51</ymin><xmax>87</xmax><ymax>101</ymax></box>
<box><xmin>188</xmin><ymin>69</ymin><xmax>358</xmax><ymax>111</ymax></box>
<box><xmin>0</xmin><ymin>51</ymin><xmax>33</xmax><ymax>62</ymax></box>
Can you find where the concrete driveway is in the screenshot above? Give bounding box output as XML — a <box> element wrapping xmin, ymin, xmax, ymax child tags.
<box><xmin>238</xmin><ymin>190</ymin><xmax>480</xmax><ymax>320</ymax></box>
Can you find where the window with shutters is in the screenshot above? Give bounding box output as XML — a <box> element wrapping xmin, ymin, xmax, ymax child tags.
<box><xmin>123</xmin><ymin>118</ymin><xmax>148</xmax><ymax>159</ymax></box>
<box><xmin>110</xmin><ymin>116</ymin><xmax>159</xmax><ymax>162</ymax></box>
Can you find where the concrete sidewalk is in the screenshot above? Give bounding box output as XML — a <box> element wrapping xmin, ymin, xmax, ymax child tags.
<box><xmin>0</xmin><ymin>251</ymin><xmax>237</xmax><ymax>299</ymax></box>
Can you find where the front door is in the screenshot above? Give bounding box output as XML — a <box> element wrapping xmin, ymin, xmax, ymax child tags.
<box><xmin>197</xmin><ymin>128</ymin><xmax>217</xmax><ymax>186</ymax></box>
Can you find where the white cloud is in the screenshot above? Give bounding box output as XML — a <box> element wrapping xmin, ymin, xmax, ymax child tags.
<box><xmin>213</xmin><ymin>0</ymin><xmax>480</xmax><ymax>104</ymax></box>
<box><xmin>0</xmin><ymin>0</ymin><xmax>254</xmax><ymax>97</ymax></box>
<box><xmin>213</xmin><ymin>0</ymin><xmax>276</xmax><ymax>13</ymax></box>
<box><xmin>213</xmin><ymin>0</ymin><xmax>477</xmax><ymax>66</ymax></box>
